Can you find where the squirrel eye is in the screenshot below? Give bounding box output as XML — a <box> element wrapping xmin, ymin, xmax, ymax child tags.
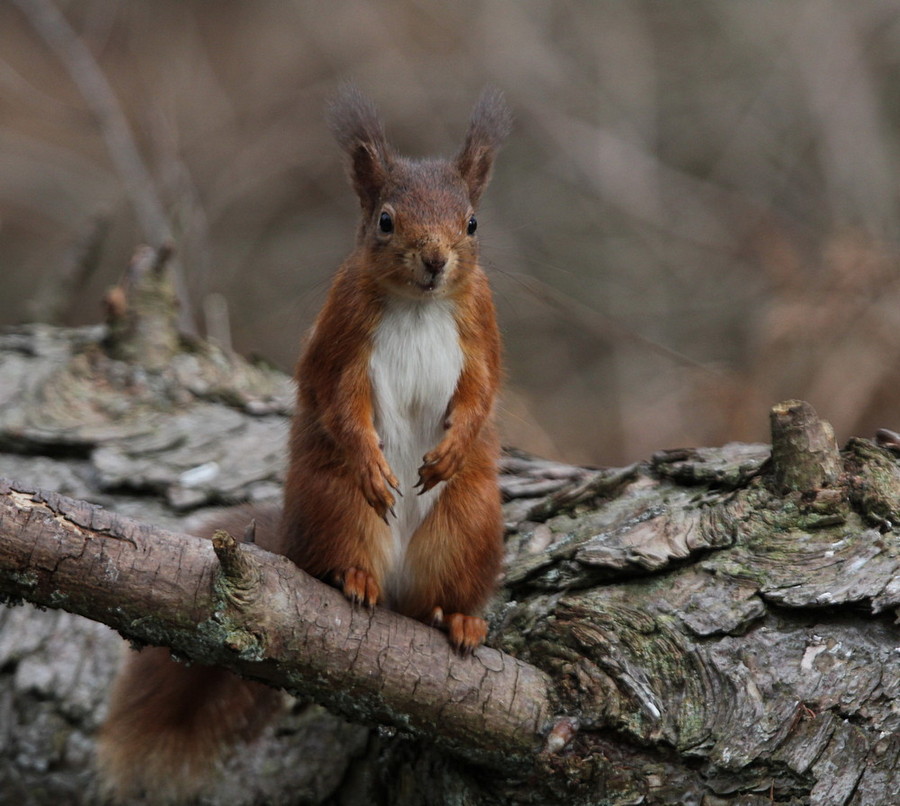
<box><xmin>379</xmin><ymin>211</ymin><xmax>394</xmax><ymax>234</ymax></box>
<box><xmin>467</xmin><ymin>215</ymin><xmax>477</xmax><ymax>236</ymax></box>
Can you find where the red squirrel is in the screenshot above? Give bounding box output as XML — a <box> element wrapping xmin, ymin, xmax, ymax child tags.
<box><xmin>275</xmin><ymin>85</ymin><xmax>508</xmax><ymax>650</ymax></box>
<box><xmin>96</xmin><ymin>87</ymin><xmax>510</xmax><ymax>802</ymax></box>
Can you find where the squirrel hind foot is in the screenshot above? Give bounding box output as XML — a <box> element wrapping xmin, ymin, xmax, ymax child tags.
<box><xmin>340</xmin><ymin>567</ymin><xmax>381</xmax><ymax>609</ymax></box>
<box><xmin>444</xmin><ymin>613</ymin><xmax>488</xmax><ymax>655</ymax></box>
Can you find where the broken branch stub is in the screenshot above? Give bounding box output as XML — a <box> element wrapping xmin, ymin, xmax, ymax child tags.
<box><xmin>104</xmin><ymin>243</ymin><xmax>180</xmax><ymax>370</ymax></box>
<box><xmin>212</xmin><ymin>529</ymin><xmax>262</xmax><ymax>608</ymax></box>
<box><xmin>769</xmin><ymin>399</ymin><xmax>842</xmax><ymax>493</ymax></box>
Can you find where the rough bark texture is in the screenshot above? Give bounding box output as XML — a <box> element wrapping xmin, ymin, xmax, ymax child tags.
<box><xmin>0</xmin><ymin>479</ymin><xmax>552</xmax><ymax>767</ymax></box>
<box><xmin>3</xmin><ymin>311</ymin><xmax>900</xmax><ymax>804</ymax></box>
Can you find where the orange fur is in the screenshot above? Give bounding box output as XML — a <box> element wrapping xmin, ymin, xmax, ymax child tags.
<box><xmin>96</xmin><ymin>646</ymin><xmax>282</xmax><ymax>803</ymax></box>
<box><xmin>279</xmin><ymin>86</ymin><xmax>509</xmax><ymax>651</ymax></box>
<box><xmin>97</xmin><ymin>87</ymin><xmax>511</xmax><ymax>802</ymax></box>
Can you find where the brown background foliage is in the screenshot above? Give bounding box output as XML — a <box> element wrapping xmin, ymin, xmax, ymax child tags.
<box><xmin>3</xmin><ymin>0</ymin><xmax>900</xmax><ymax>465</ymax></box>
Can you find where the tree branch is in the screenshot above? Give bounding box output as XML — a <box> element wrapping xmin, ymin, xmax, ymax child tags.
<box><xmin>0</xmin><ymin>478</ymin><xmax>553</xmax><ymax>768</ymax></box>
<box><xmin>11</xmin><ymin>0</ymin><xmax>197</xmax><ymax>333</ymax></box>
<box><xmin>12</xmin><ymin>0</ymin><xmax>170</xmax><ymax>244</ymax></box>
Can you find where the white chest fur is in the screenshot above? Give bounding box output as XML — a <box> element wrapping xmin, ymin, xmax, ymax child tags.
<box><xmin>369</xmin><ymin>297</ymin><xmax>464</xmax><ymax>601</ymax></box>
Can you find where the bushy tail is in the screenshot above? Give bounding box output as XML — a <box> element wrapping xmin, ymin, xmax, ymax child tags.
<box><xmin>96</xmin><ymin>646</ymin><xmax>283</xmax><ymax>804</ymax></box>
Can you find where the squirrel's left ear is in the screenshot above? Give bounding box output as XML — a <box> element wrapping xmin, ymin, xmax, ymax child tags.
<box><xmin>456</xmin><ymin>88</ymin><xmax>512</xmax><ymax>208</ymax></box>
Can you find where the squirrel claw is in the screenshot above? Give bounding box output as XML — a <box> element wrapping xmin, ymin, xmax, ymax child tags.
<box><xmin>341</xmin><ymin>568</ymin><xmax>380</xmax><ymax>609</ymax></box>
<box><xmin>445</xmin><ymin>613</ymin><xmax>488</xmax><ymax>654</ymax></box>
<box><xmin>416</xmin><ymin>470</ymin><xmax>442</xmax><ymax>494</ymax></box>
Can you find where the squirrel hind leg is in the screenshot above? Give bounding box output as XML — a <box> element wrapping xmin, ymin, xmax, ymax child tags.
<box><xmin>403</xmin><ymin>462</ymin><xmax>503</xmax><ymax>652</ymax></box>
<box><xmin>96</xmin><ymin>646</ymin><xmax>282</xmax><ymax>804</ymax></box>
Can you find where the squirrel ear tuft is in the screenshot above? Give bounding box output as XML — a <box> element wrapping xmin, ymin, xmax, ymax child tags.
<box><xmin>328</xmin><ymin>84</ymin><xmax>392</xmax><ymax>213</ymax></box>
<box><xmin>456</xmin><ymin>88</ymin><xmax>512</xmax><ymax>207</ymax></box>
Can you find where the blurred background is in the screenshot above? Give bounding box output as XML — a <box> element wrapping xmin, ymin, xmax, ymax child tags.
<box><xmin>3</xmin><ymin>0</ymin><xmax>900</xmax><ymax>466</ymax></box>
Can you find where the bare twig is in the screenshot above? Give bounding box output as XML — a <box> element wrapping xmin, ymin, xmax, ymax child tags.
<box><xmin>12</xmin><ymin>0</ymin><xmax>196</xmax><ymax>333</ymax></box>
<box><xmin>12</xmin><ymin>0</ymin><xmax>169</xmax><ymax>242</ymax></box>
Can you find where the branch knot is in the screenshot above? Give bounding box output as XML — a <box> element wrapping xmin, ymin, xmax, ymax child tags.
<box><xmin>212</xmin><ymin>528</ymin><xmax>262</xmax><ymax>608</ymax></box>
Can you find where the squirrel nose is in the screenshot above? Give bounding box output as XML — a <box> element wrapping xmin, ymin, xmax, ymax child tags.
<box><xmin>422</xmin><ymin>255</ymin><xmax>447</xmax><ymax>276</ymax></box>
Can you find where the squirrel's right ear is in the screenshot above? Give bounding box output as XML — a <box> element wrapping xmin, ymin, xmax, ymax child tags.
<box><xmin>328</xmin><ymin>85</ymin><xmax>392</xmax><ymax>214</ymax></box>
<box><xmin>456</xmin><ymin>88</ymin><xmax>512</xmax><ymax>207</ymax></box>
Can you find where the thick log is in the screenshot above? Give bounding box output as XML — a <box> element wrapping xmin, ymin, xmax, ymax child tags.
<box><xmin>4</xmin><ymin>316</ymin><xmax>900</xmax><ymax>804</ymax></box>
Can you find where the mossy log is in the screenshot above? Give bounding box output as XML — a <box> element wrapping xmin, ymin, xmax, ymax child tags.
<box><xmin>2</xmin><ymin>261</ymin><xmax>900</xmax><ymax>804</ymax></box>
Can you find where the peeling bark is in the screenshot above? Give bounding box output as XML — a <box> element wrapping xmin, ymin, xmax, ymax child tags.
<box><xmin>3</xmin><ymin>314</ymin><xmax>900</xmax><ymax>805</ymax></box>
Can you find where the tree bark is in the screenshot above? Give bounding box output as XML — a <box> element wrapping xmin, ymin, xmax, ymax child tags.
<box><xmin>3</xmin><ymin>311</ymin><xmax>900</xmax><ymax>804</ymax></box>
<box><xmin>0</xmin><ymin>479</ymin><xmax>552</xmax><ymax>768</ymax></box>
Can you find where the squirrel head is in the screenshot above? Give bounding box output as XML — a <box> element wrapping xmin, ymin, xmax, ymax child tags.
<box><xmin>328</xmin><ymin>86</ymin><xmax>511</xmax><ymax>300</ymax></box>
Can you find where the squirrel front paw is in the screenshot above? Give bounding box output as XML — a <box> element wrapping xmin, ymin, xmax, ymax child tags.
<box><xmin>416</xmin><ymin>440</ymin><xmax>464</xmax><ymax>493</ymax></box>
<box><xmin>358</xmin><ymin>453</ymin><xmax>401</xmax><ymax>521</ymax></box>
